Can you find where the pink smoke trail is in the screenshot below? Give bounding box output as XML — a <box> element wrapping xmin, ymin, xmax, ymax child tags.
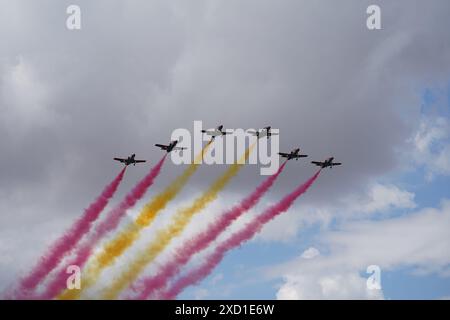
<box><xmin>14</xmin><ymin>167</ymin><xmax>127</xmax><ymax>298</ymax></box>
<box><xmin>159</xmin><ymin>169</ymin><xmax>321</xmax><ymax>300</ymax></box>
<box><xmin>37</xmin><ymin>155</ymin><xmax>167</xmax><ymax>299</ymax></box>
<box><xmin>128</xmin><ymin>161</ymin><xmax>288</xmax><ymax>300</ymax></box>
<box><xmin>11</xmin><ymin>167</ymin><xmax>126</xmax><ymax>298</ymax></box>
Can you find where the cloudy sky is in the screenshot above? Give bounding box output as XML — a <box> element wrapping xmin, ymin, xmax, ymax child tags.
<box><xmin>1</xmin><ymin>0</ymin><xmax>450</xmax><ymax>299</ymax></box>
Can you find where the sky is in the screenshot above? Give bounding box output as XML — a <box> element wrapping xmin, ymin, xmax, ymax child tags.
<box><xmin>0</xmin><ymin>0</ymin><xmax>449</xmax><ymax>299</ymax></box>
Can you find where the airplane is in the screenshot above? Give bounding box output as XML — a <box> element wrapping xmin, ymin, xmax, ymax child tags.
<box><xmin>113</xmin><ymin>154</ymin><xmax>146</xmax><ymax>166</ymax></box>
<box><xmin>278</xmin><ymin>148</ymin><xmax>308</xmax><ymax>161</ymax></box>
<box><xmin>201</xmin><ymin>124</ymin><xmax>229</xmax><ymax>140</ymax></box>
<box><xmin>247</xmin><ymin>126</ymin><xmax>279</xmax><ymax>139</ymax></box>
<box><xmin>155</xmin><ymin>140</ymin><xmax>187</xmax><ymax>153</ymax></box>
<box><xmin>311</xmin><ymin>157</ymin><xmax>342</xmax><ymax>168</ymax></box>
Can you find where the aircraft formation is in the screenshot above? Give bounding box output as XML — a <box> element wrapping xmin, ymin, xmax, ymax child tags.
<box><xmin>8</xmin><ymin>123</ymin><xmax>341</xmax><ymax>301</ymax></box>
<box><xmin>115</xmin><ymin>124</ymin><xmax>342</xmax><ymax>169</ymax></box>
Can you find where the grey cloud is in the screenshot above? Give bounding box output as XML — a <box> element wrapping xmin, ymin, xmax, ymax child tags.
<box><xmin>1</xmin><ymin>0</ymin><xmax>450</xmax><ymax>292</ymax></box>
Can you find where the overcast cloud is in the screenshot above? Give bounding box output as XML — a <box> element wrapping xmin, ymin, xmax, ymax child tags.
<box><xmin>1</xmin><ymin>0</ymin><xmax>450</xmax><ymax>296</ymax></box>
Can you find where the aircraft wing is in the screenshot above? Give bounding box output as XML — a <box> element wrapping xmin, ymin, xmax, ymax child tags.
<box><xmin>278</xmin><ymin>152</ymin><xmax>290</xmax><ymax>158</ymax></box>
<box><xmin>212</xmin><ymin>130</ymin><xmax>223</xmax><ymax>136</ymax></box>
<box><xmin>202</xmin><ymin>130</ymin><xmax>218</xmax><ymax>136</ymax></box>
<box><xmin>113</xmin><ymin>158</ymin><xmax>127</xmax><ymax>163</ymax></box>
<box><xmin>155</xmin><ymin>144</ymin><xmax>168</xmax><ymax>150</ymax></box>
<box><xmin>134</xmin><ymin>160</ymin><xmax>146</xmax><ymax>163</ymax></box>
<box><xmin>293</xmin><ymin>154</ymin><xmax>308</xmax><ymax>159</ymax></box>
<box><xmin>311</xmin><ymin>161</ymin><xmax>324</xmax><ymax>166</ymax></box>
<box><xmin>332</xmin><ymin>162</ymin><xmax>342</xmax><ymax>166</ymax></box>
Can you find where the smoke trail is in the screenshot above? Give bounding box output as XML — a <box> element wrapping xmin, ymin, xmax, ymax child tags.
<box><xmin>129</xmin><ymin>161</ymin><xmax>287</xmax><ymax>300</ymax></box>
<box><xmin>13</xmin><ymin>167</ymin><xmax>126</xmax><ymax>299</ymax></box>
<box><xmin>102</xmin><ymin>142</ymin><xmax>256</xmax><ymax>299</ymax></box>
<box><xmin>58</xmin><ymin>143</ymin><xmax>211</xmax><ymax>300</ymax></box>
<box><xmin>160</xmin><ymin>170</ymin><xmax>321</xmax><ymax>299</ymax></box>
<box><xmin>38</xmin><ymin>156</ymin><xmax>166</xmax><ymax>299</ymax></box>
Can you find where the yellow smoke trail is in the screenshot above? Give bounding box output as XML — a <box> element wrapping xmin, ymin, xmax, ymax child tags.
<box><xmin>102</xmin><ymin>142</ymin><xmax>256</xmax><ymax>299</ymax></box>
<box><xmin>58</xmin><ymin>143</ymin><xmax>211</xmax><ymax>300</ymax></box>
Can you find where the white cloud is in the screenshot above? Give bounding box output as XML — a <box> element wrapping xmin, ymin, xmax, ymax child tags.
<box><xmin>269</xmin><ymin>199</ymin><xmax>450</xmax><ymax>299</ymax></box>
<box><xmin>276</xmin><ymin>272</ymin><xmax>383</xmax><ymax>300</ymax></box>
<box><xmin>276</xmin><ymin>247</ymin><xmax>382</xmax><ymax>299</ymax></box>
<box><xmin>414</xmin><ymin>118</ymin><xmax>448</xmax><ymax>152</ymax></box>
<box><xmin>411</xmin><ymin>116</ymin><xmax>450</xmax><ymax>179</ymax></box>
<box><xmin>276</xmin><ymin>247</ymin><xmax>382</xmax><ymax>300</ymax></box>
<box><xmin>276</xmin><ymin>283</ymin><xmax>301</xmax><ymax>300</ymax></box>
<box><xmin>343</xmin><ymin>183</ymin><xmax>417</xmax><ymax>216</ymax></box>
<box><xmin>256</xmin><ymin>183</ymin><xmax>416</xmax><ymax>243</ymax></box>
<box><xmin>301</xmin><ymin>247</ymin><xmax>320</xmax><ymax>259</ymax></box>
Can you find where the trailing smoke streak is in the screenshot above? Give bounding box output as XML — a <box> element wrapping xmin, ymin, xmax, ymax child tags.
<box><xmin>160</xmin><ymin>170</ymin><xmax>321</xmax><ymax>299</ymax></box>
<box><xmin>13</xmin><ymin>167</ymin><xmax>126</xmax><ymax>299</ymax></box>
<box><xmin>130</xmin><ymin>161</ymin><xmax>287</xmax><ymax>300</ymax></box>
<box><xmin>102</xmin><ymin>142</ymin><xmax>257</xmax><ymax>299</ymax></box>
<box><xmin>58</xmin><ymin>143</ymin><xmax>211</xmax><ymax>300</ymax></box>
<box><xmin>38</xmin><ymin>156</ymin><xmax>166</xmax><ymax>299</ymax></box>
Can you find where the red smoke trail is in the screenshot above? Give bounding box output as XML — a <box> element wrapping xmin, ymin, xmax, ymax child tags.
<box><xmin>37</xmin><ymin>155</ymin><xmax>167</xmax><ymax>299</ymax></box>
<box><xmin>14</xmin><ymin>167</ymin><xmax>126</xmax><ymax>298</ymax></box>
<box><xmin>129</xmin><ymin>161</ymin><xmax>288</xmax><ymax>300</ymax></box>
<box><xmin>159</xmin><ymin>170</ymin><xmax>321</xmax><ymax>300</ymax></box>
